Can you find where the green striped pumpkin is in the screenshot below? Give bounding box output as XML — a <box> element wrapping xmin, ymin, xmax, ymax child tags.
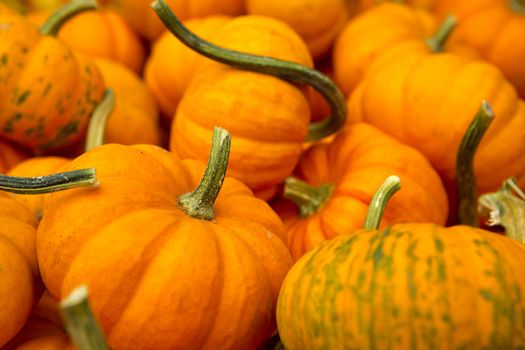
<box><xmin>276</xmin><ymin>223</ymin><xmax>525</xmax><ymax>349</ymax></box>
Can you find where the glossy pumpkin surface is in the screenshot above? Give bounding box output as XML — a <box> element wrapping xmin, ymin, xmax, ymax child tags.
<box><xmin>0</xmin><ymin>4</ymin><xmax>105</xmax><ymax>153</ymax></box>
<box><xmin>37</xmin><ymin>143</ymin><xmax>293</xmax><ymax>349</ymax></box>
<box><xmin>283</xmin><ymin>123</ymin><xmax>448</xmax><ymax>260</ymax></box>
<box><xmin>277</xmin><ymin>223</ymin><xmax>525</xmax><ymax>349</ymax></box>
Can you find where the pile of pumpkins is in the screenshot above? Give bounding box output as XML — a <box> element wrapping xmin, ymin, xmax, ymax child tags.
<box><xmin>1</xmin><ymin>0</ymin><xmax>525</xmax><ymax>349</ymax></box>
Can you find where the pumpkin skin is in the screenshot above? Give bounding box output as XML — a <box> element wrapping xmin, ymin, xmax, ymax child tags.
<box><xmin>277</xmin><ymin>223</ymin><xmax>525</xmax><ymax>349</ymax></box>
<box><xmin>36</xmin><ymin>143</ymin><xmax>293</xmax><ymax>349</ymax></box>
<box><xmin>245</xmin><ymin>0</ymin><xmax>350</xmax><ymax>59</ymax></box>
<box><xmin>144</xmin><ymin>15</ymin><xmax>231</xmax><ymax>120</ymax></box>
<box><xmin>333</xmin><ymin>3</ymin><xmax>436</xmax><ymax>96</ymax></box>
<box><xmin>171</xmin><ymin>16</ymin><xmax>313</xmax><ymax>199</ymax></box>
<box><xmin>0</xmin><ymin>138</ymin><xmax>30</xmax><ymax>173</ymax></box>
<box><xmin>105</xmin><ymin>0</ymin><xmax>244</xmax><ymax>42</ymax></box>
<box><xmin>0</xmin><ymin>4</ymin><xmax>105</xmax><ymax>153</ymax></box>
<box><xmin>358</xmin><ymin>0</ymin><xmax>436</xmax><ymax>11</ymax></box>
<box><xmin>283</xmin><ymin>123</ymin><xmax>448</xmax><ymax>260</ymax></box>
<box><xmin>433</xmin><ymin>0</ymin><xmax>525</xmax><ymax>98</ymax></box>
<box><xmin>27</xmin><ymin>9</ymin><xmax>146</xmax><ymax>73</ymax></box>
<box><xmin>347</xmin><ymin>40</ymin><xmax>525</xmax><ymax>195</ymax></box>
<box><xmin>0</xmin><ymin>192</ymin><xmax>41</xmax><ymax>347</ymax></box>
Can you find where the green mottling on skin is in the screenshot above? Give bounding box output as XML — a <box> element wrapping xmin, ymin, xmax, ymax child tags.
<box><xmin>21</xmin><ymin>47</ymin><xmax>28</xmax><ymax>53</ymax></box>
<box><xmin>24</xmin><ymin>128</ymin><xmax>34</xmax><ymax>136</ymax></box>
<box><xmin>16</xmin><ymin>90</ymin><xmax>30</xmax><ymax>105</ymax></box>
<box><xmin>0</xmin><ymin>54</ymin><xmax>7</xmax><ymax>66</ymax></box>
<box><xmin>43</xmin><ymin>83</ymin><xmax>52</xmax><ymax>97</ymax></box>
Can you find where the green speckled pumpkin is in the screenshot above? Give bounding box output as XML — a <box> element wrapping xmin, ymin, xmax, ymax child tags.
<box><xmin>0</xmin><ymin>2</ymin><xmax>104</xmax><ymax>153</ymax></box>
<box><xmin>277</xmin><ymin>223</ymin><xmax>525</xmax><ymax>349</ymax></box>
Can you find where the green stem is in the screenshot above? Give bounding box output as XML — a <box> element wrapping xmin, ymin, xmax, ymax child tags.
<box><xmin>509</xmin><ymin>0</ymin><xmax>525</xmax><ymax>14</ymax></box>
<box><xmin>177</xmin><ymin>127</ymin><xmax>231</xmax><ymax>220</ymax></box>
<box><xmin>0</xmin><ymin>168</ymin><xmax>98</xmax><ymax>194</ymax></box>
<box><xmin>426</xmin><ymin>15</ymin><xmax>458</xmax><ymax>52</ymax></box>
<box><xmin>60</xmin><ymin>285</ymin><xmax>109</xmax><ymax>350</ymax></box>
<box><xmin>85</xmin><ymin>89</ymin><xmax>115</xmax><ymax>152</ymax></box>
<box><xmin>151</xmin><ymin>0</ymin><xmax>347</xmax><ymax>141</ymax></box>
<box><xmin>284</xmin><ymin>177</ymin><xmax>334</xmax><ymax>218</ymax></box>
<box><xmin>478</xmin><ymin>177</ymin><xmax>525</xmax><ymax>243</ymax></box>
<box><xmin>363</xmin><ymin>175</ymin><xmax>401</xmax><ymax>230</ymax></box>
<box><xmin>456</xmin><ymin>100</ymin><xmax>494</xmax><ymax>226</ymax></box>
<box><xmin>40</xmin><ymin>0</ymin><xmax>97</xmax><ymax>36</ymax></box>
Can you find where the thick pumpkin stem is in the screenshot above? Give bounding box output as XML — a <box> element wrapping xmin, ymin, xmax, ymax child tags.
<box><xmin>178</xmin><ymin>127</ymin><xmax>231</xmax><ymax>221</ymax></box>
<box><xmin>60</xmin><ymin>285</ymin><xmax>109</xmax><ymax>350</ymax></box>
<box><xmin>456</xmin><ymin>100</ymin><xmax>494</xmax><ymax>226</ymax></box>
<box><xmin>284</xmin><ymin>177</ymin><xmax>334</xmax><ymax>218</ymax></box>
<box><xmin>363</xmin><ymin>176</ymin><xmax>401</xmax><ymax>230</ymax></box>
<box><xmin>85</xmin><ymin>89</ymin><xmax>115</xmax><ymax>152</ymax></box>
<box><xmin>40</xmin><ymin>0</ymin><xmax>97</xmax><ymax>36</ymax></box>
<box><xmin>509</xmin><ymin>0</ymin><xmax>525</xmax><ymax>14</ymax></box>
<box><xmin>426</xmin><ymin>15</ymin><xmax>458</xmax><ymax>52</ymax></box>
<box><xmin>0</xmin><ymin>168</ymin><xmax>98</xmax><ymax>194</ymax></box>
<box><xmin>479</xmin><ymin>177</ymin><xmax>525</xmax><ymax>243</ymax></box>
<box><xmin>151</xmin><ymin>0</ymin><xmax>347</xmax><ymax>141</ymax></box>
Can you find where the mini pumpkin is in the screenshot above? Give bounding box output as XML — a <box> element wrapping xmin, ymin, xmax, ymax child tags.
<box><xmin>36</xmin><ymin>128</ymin><xmax>293</xmax><ymax>349</ymax></box>
<box><xmin>0</xmin><ymin>1</ymin><xmax>105</xmax><ymax>153</ymax></box>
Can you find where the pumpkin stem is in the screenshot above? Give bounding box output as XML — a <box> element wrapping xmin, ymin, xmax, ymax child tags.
<box><xmin>284</xmin><ymin>177</ymin><xmax>334</xmax><ymax>218</ymax></box>
<box><xmin>60</xmin><ymin>285</ymin><xmax>109</xmax><ymax>350</ymax></box>
<box><xmin>85</xmin><ymin>89</ymin><xmax>115</xmax><ymax>152</ymax></box>
<box><xmin>40</xmin><ymin>0</ymin><xmax>97</xmax><ymax>36</ymax></box>
<box><xmin>456</xmin><ymin>100</ymin><xmax>494</xmax><ymax>226</ymax></box>
<box><xmin>478</xmin><ymin>177</ymin><xmax>525</xmax><ymax>243</ymax></box>
<box><xmin>363</xmin><ymin>175</ymin><xmax>401</xmax><ymax>230</ymax></box>
<box><xmin>426</xmin><ymin>15</ymin><xmax>458</xmax><ymax>52</ymax></box>
<box><xmin>0</xmin><ymin>168</ymin><xmax>98</xmax><ymax>194</ymax></box>
<box><xmin>509</xmin><ymin>0</ymin><xmax>525</xmax><ymax>14</ymax></box>
<box><xmin>151</xmin><ymin>0</ymin><xmax>347</xmax><ymax>141</ymax></box>
<box><xmin>178</xmin><ymin>127</ymin><xmax>231</xmax><ymax>221</ymax></box>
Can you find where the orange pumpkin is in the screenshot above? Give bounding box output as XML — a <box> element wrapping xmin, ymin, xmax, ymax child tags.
<box><xmin>153</xmin><ymin>1</ymin><xmax>346</xmax><ymax>200</ymax></box>
<box><xmin>245</xmin><ymin>0</ymin><xmax>351</xmax><ymax>59</ymax></box>
<box><xmin>105</xmin><ymin>0</ymin><xmax>244</xmax><ymax>41</ymax></box>
<box><xmin>433</xmin><ymin>0</ymin><xmax>525</xmax><ymax>98</ymax></box>
<box><xmin>36</xmin><ymin>128</ymin><xmax>293</xmax><ymax>349</ymax></box>
<box><xmin>0</xmin><ymin>192</ymin><xmax>41</xmax><ymax>347</ymax></box>
<box><xmin>346</xmin><ymin>24</ymin><xmax>525</xmax><ymax>195</ymax></box>
<box><xmin>281</xmin><ymin>123</ymin><xmax>448</xmax><ymax>260</ymax></box>
<box><xmin>277</xmin><ymin>176</ymin><xmax>525</xmax><ymax>349</ymax></box>
<box><xmin>357</xmin><ymin>0</ymin><xmax>436</xmax><ymax>11</ymax></box>
<box><xmin>0</xmin><ymin>1</ymin><xmax>105</xmax><ymax>153</ymax></box>
<box><xmin>27</xmin><ymin>9</ymin><xmax>146</xmax><ymax>73</ymax></box>
<box><xmin>144</xmin><ymin>15</ymin><xmax>231</xmax><ymax>120</ymax></box>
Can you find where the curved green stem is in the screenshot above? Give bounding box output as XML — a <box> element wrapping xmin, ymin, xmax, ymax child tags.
<box><xmin>151</xmin><ymin>0</ymin><xmax>347</xmax><ymax>141</ymax></box>
<box><xmin>0</xmin><ymin>168</ymin><xmax>98</xmax><ymax>194</ymax></box>
<box><xmin>456</xmin><ymin>100</ymin><xmax>494</xmax><ymax>226</ymax></box>
<box><xmin>509</xmin><ymin>0</ymin><xmax>525</xmax><ymax>14</ymax></box>
<box><xmin>284</xmin><ymin>177</ymin><xmax>334</xmax><ymax>218</ymax></box>
<box><xmin>60</xmin><ymin>285</ymin><xmax>109</xmax><ymax>350</ymax></box>
<box><xmin>178</xmin><ymin>127</ymin><xmax>231</xmax><ymax>220</ymax></box>
<box><xmin>363</xmin><ymin>176</ymin><xmax>401</xmax><ymax>230</ymax></box>
<box><xmin>426</xmin><ymin>15</ymin><xmax>458</xmax><ymax>52</ymax></box>
<box><xmin>40</xmin><ymin>0</ymin><xmax>97</xmax><ymax>36</ymax></box>
<box><xmin>85</xmin><ymin>89</ymin><xmax>115</xmax><ymax>152</ymax></box>
<box><xmin>479</xmin><ymin>177</ymin><xmax>525</xmax><ymax>243</ymax></box>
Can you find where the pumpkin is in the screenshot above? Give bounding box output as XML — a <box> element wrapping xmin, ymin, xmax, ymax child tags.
<box><xmin>144</xmin><ymin>15</ymin><xmax>231</xmax><ymax>120</ymax></box>
<box><xmin>357</xmin><ymin>0</ymin><xmax>436</xmax><ymax>11</ymax></box>
<box><xmin>281</xmin><ymin>123</ymin><xmax>448</xmax><ymax>260</ymax></box>
<box><xmin>105</xmin><ymin>0</ymin><xmax>244</xmax><ymax>41</ymax></box>
<box><xmin>36</xmin><ymin>127</ymin><xmax>293</xmax><ymax>349</ymax></box>
<box><xmin>0</xmin><ymin>1</ymin><xmax>105</xmax><ymax>153</ymax></box>
<box><xmin>433</xmin><ymin>0</ymin><xmax>525</xmax><ymax>98</ymax></box>
<box><xmin>27</xmin><ymin>8</ymin><xmax>146</xmax><ymax>73</ymax></box>
<box><xmin>346</xmin><ymin>22</ymin><xmax>525</xmax><ymax>195</ymax></box>
<box><xmin>152</xmin><ymin>0</ymin><xmax>347</xmax><ymax>199</ymax></box>
<box><xmin>0</xmin><ymin>138</ymin><xmax>30</xmax><ymax>173</ymax></box>
<box><xmin>245</xmin><ymin>0</ymin><xmax>351</xmax><ymax>59</ymax></box>
<box><xmin>0</xmin><ymin>192</ymin><xmax>40</xmax><ymax>347</ymax></box>
<box><xmin>276</xmin><ymin>176</ymin><xmax>525</xmax><ymax>349</ymax></box>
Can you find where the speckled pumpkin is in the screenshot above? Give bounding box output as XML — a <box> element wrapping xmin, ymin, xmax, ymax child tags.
<box><xmin>277</xmin><ymin>222</ymin><xmax>525</xmax><ymax>349</ymax></box>
<box><xmin>0</xmin><ymin>3</ymin><xmax>105</xmax><ymax>153</ymax></box>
